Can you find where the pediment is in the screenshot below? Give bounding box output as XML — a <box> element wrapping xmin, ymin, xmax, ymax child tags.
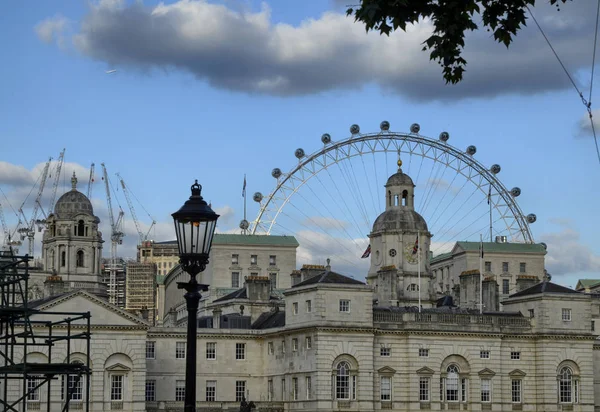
<box><xmin>105</xmin><ymin>363</ymin><xmax>131</xmax><ymax>372</ymax></box>
<box><xmin>416</xmin><ymin>366</ymin><xmax>435</xmax><ymax>376</ymax></box>
<box><xmin>478</xmin><ymin>368</ymin><xmax>496</xmax><ymax>377</ymax></box>
<box><xmin>509</xmin><ymin>369</ymin><xmax>527</xmax><ymax>378</ymax></box>
<box><xmin>377</xmin><ymin>366</ymin><xmax>396</xmax><ymax>375</ymax></box>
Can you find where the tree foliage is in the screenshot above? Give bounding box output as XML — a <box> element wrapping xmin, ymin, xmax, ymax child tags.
<box><xmin>346</xmin><ymin>0</ymin><xmax>572</xmax><ymax>84</ymax></box>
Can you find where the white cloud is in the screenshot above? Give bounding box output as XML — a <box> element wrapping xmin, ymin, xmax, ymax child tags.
<box><xmin>37</xmin><ymin>0</ymin><xmax>596</xmax><ymax>100</ymax></box>
<box><xmin>35</xmin><ymin>15</ymin><xmax>69</xmax><ymax>47</ymax></box>
<box><xmin>300</xmin><ymin>216</ymin><xmax>349</xmax><ymax>230</ymax></box>
<box><xmin>214</xmin><ymin>205</ymin><xmax>235</xmax><ymax>226</ymax></box>
<box><xmin>576</xmin><ymin>108</ymin><xmax>600</xmax><ymax>138</ymax></box>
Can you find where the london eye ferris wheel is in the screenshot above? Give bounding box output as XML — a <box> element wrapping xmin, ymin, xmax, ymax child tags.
<box><xmin>242</xmin><ymin>121</ymin><xmax>537</xmax><ymax>277</ymax></box>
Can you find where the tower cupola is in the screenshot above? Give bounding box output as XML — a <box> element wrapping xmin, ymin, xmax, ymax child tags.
<box><xmin>385</xmin><ymin>160</ymin><xmax>415</xmax><ymax>210</ymax></box>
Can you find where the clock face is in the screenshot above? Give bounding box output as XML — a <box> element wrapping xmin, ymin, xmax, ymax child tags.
<box><xmin>403</xmin><ymin>243</ymin><xmax>420</xmax><ymax>265</ymax></box>
<box><xmin>389</xmin><ymin>249</ymin><xmax>397</xmax><ymax>257</ymax></box>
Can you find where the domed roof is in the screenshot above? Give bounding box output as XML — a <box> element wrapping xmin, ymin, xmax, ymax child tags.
<box><xmin>385</xmin><ymin>169</ymin><xmax>414</xmax><ymax>187</ymax></box>
<box><xmin>53</xmin><ymin>172</ymin><xmax>94</xmax><ymax>218</ymax></box>
<box><xmin>372</xmin><ymin>208</ymin><xmax>428</xmax><ymax>233</ymax></box>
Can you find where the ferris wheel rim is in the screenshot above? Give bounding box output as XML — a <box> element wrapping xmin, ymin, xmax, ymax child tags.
<box><xmin>250</xmin><ymin>129</ymin><xmax>534</xmax><ymax>245</ymax></box>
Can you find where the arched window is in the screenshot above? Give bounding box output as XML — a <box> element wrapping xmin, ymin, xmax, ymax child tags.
<box><xmin>402</xmin><ymin>190</ymin><xmax>408</xmax><ymax>206</ymax></box>
<box><xmin>77</xmin><ymin>220</ymin><xmax>85</xmax><ymax>236</ymax></box>
<box><xmin>446</xmin><ymin>365</ymin><xmax>460</xmax><ymax>401</ymax></box>
<box><xmin>559</xmin><ymin>366</ymin><xmax>578</xmax><ymax>403</ymax></box>
<box><xmin>61</xmin><ymin>251</ymin><xmax>66</xmax><ymax>267</ymax></box>
<box><xmin>388</xmin><ymin>191</ymin><xmax>392</xmax><ymax>207</ymax></box>
<box><xmin>333</xmin><ymin>359</ymin><xmax>357</xmax><ymax>401</ymax></box>
<box><xmin>394</xmin><ymin>195</ymin><xmax>399</xmax><ymax>206</ymax></box>
<box><xmin>76</xmin><ymin>250</ymin><xmax>84</xmax><ymax>267</ymax></box>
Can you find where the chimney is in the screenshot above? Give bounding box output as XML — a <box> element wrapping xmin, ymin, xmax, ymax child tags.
<box><xmin>44</xmin><ymin>275</ymin><xmax>65</xmax><ymax>297</ymax></box>
<box><xmin>482</xmin><ymin>277</ymin><xmax>499</xmax><ymax>312</ymax></box>
<box><xmin>212</xmin><ymin>308</ymin><xmax>222</xmax><ymax>329</ymax></box>
<box><xmin>290</xmin><ymin>270</ymin><xmax>302</xmax><ymax>286</ymax></box>
<box><xmin>300</xmin><ymin>264</ymin><xmax>326</xmax><ymax>282</ymax></box>
<box><xmin>245</xmin><ymin>276</ymin><xmax>271</xmax><ymax>301</ymax></box>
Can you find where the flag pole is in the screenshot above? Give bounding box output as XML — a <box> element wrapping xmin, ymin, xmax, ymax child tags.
<box><xmin>242</xmin><ymin>174</ymin><xmax>247</xmax><ymax>235</ymax></box>
<box><xmin>488</xmin><ymin>187</ymin><xmax>492</xmax><ymax>242</ymax></box>
<box><xmin>418</xmin><ymin>230</ymin><xmax>421</xmax><ymax>313</ymax></box>
<box><xmin>479</xmin><ymin>234</ymin><xmax>483</xmax><ymax>314</ymax></box>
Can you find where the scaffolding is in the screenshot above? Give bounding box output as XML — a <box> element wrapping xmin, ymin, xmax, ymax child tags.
<box><xmin>125</xmin><ymin>262</ymin><xmax>156</xmax><ymax>323</ymax></box>
<box><xmin>0</xmin><ymin>251</ymin><xmax>92</xmax><ymax>412</ymax></box>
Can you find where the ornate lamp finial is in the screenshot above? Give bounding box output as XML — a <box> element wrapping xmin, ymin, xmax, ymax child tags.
<box><xmin>71</xmin><ymin>171</ymin><xmax>78</xmax><ymax>190</ymax></box>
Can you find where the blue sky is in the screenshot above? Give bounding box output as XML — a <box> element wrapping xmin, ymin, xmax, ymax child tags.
<box><xmin>1</xmin><ymin>0</ymin><xmax>599</xmax><ymax>287</ymax></box>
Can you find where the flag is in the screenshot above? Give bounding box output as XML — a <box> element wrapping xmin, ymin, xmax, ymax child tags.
<box><xmin>412</xmin><ymin>236</ymin><xmax>419</xmax><ymax>254</ymax></box>
<box><xmin>242</xmin><ymin>175</ymin><xmax>246</xmax><ymax>198</ymax></box>
<box><xmin>487</xmin><ymin>186</ymin><xmax>491</xmax><ymax>205</ymax></box>
<box><xmin>361</xmin><ymin>244</ymin><xmax>371</xmax><ymax>258</ymax></box>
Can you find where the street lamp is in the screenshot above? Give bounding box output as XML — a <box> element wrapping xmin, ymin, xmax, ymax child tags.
<box><xmin>172</xmin><ymin>180</ymin><xmax>219</xmax><ymax>412</ymax></box>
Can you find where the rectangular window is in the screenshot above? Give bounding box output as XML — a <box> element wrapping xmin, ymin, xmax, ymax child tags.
<box><xmin>146</xmin><ymin>341</ymin><xmax>156</xmax><ymax>359</ymax></box>
<box><xmin>306</xmin><ymin>300</ymin><xmax>312</xmax><ymax>312</ymax></box>
<box><xmin>270</xmin><ymin>255</ymin><xmax>276</xmax><ymax>266</ymax></box>
<box><xmin>176</xmin><ymin>341</ymin><xmax>186</xmax><ymax>359</ymax></box>
<box><xmin>268</xmin><ymin>379</ymin><xmax>273</xmax><ymax>401</ymax></box>
<box><xmin>480</xmin><ymin>379</ymin><xmax>491</xmax><ymax>402</ymax></box>
<box><xmin>306</xmin><ymin>376</ymin><xmax>312</xmax><ymax>400</ymax></box>
<box><xmin>250</xmin><ymin>272</ymin><xmax>258</xmax><ymax>277</ymax></box>
<box><xmin>502</xmin><ymin>262</ymin><xmax>509</xmax><ymax>272</ymax></box>
<box><xmin>419</xmin><ymin>377</ymin><xmax>430</xmax><ymax>402</ymax></box>
<box><xmin>65</xmin><ymin>374</ymin><xmax>83</xmax><ymax>401</ymax></box>
<box><xmin>281</xmin><ymin>379</ymin><xmax>286</xmax><ymax>401</ymax></box>
<box><xmin>268</xmin><ymin>341</ymin><xmax>274</xmax><ymax>354</ymax></box>
<box><xmin>292</xmin><ymin>377</ymin><xmax>298</xmax><ymax>400</ymax></box>
<box><xmin>529</xmin><ymin>309</ymin><xmax>535</xmax><ymax>318</ymax></box>
<box><xmin>27</xmin><ymin>378</ymin><xmax>40</xmax><ymax>401</ymax></box>
<box><xmin>111</xmin><ymin>375</ymin><xmax>123</xmax><ymax>401</ymax></box>
<box><xmin>235</xmin><ymin>381</ymin><xmax>246</xmax><ymax>402</ymax></box>
<box><xmin>231</xmin><ymin>272</ymin><xmax>240</xmax><ymax>288</ymax></box>
<box><xmin>232</xmin><ymin>254</ymin><xmax>239</xmax><ymax>265</ymax></box>
<box><xmin>206</xmin><ymin>342</ymin><xmax>216</xmax><ymax>359</ymax></box>
<box><xmin>282</xmin><ymin>340</ymin><xmax>286</xmax><ymax>353</ymax></box>
<box><xmin>380</xmin><ymin>376</ymin><xmax>391</xmax><ymax>401</ymax></box>
<box><xmin>380</xmin><ymin>347</ymin><xmax>391</xmax><ymax>357</ymax></box>
<box><xmin>269</xmin><ymin>273</ymin><xmax>277</xmax><ymax>289</ymax></box>
<box><xmin>484</xmin><ymin>261</ymin><xmax>491</xmax><ymax>272</ymax></box>
<box><xmin>352</xmin><ymin>376</ymin><xmax>357</xmax><ymax>400</ymax></box>
<box><xmin>511</xmin><ymin>351</ymin><xmax>520</xmax><ymax>360</ymax></box>
<box><xmin>292</xmin><ymin>338</ymin><xmax>298</xmax><ymax>352</ymax></box>
<box><xmin>206</xmin><ymin>380</ymin><xmax>216</xmax><ymax>402</ymax></box>
<box><xmin>480</xmin><ymin>350</ymin><xmax>490</xmax><ymax>359</ymax></box>
<box><xmin>562</xmin><ymin>308</ymin><xmax>572</xmax><ymax>321</ymax></box>
<box><xmin>339</xmin><ymin>299</ymin><xmax>350</xmax><ymax>312</ymax></box>
<box><xmin>175</xmin><ymin>380</ymin><xmax>186</xmax><ymax>401</ymax></box>
<box><xmin>461</xmin><ymin>378</ymin><xmax>467</xmax><ymax>402</ymax></box>
<box><xmin>511</xmin><ymin>379</ymin><xmax>522</xmax><ymax>403</ymax></box>
<box><xmin>236</xmin><ymin>343</ymin><xmax>246</xmax><ymax>360</ymax></box>
<box><xmin>145</xmin><ymin>380</ymin><xmax>156</xmax><ymax>402</ymax></box>
<box><xmin>306</xmin><ymin>337</ymin><xmax>312</xmax><ymax>349</ymax></box>
<box><xmin>251</xmin><ymin>255</ymin><xmax>257</xmax><ymax>265</ymax></box>
<box><xmin>520</xmin><ymin>262</ymin><xmax>526</xmax><ymax>273</ymax></box>
<box><xmin>292</xmin><ymin>302</ymin><xmax>298</xmax><ymax>315</ymax></box>
<box><xmin>503</xmin><ymin>279</ymin><xmax>510</xmax><ymax>295</ymax></box>
<box><xmin>419</xmin><ymin>348</ymin><xmax>429</xmax><ymax>357</ymax></box>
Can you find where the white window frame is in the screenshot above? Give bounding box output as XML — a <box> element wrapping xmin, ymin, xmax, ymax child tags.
<box><xmin>268</xmin><ymin>341</ymin><xmax>274</xmax><ymax>354</ymax></box>
<box><xmin>206</xmin><ymin>380</ymin><xmax>216</xmax><ymax>402</ymax></box>
<box><xmin>306</xmin><ymin>300</ymin><xmax>312</xmax><ymax>312</ymax></box>
<box><xmin>146</xmin><ymin>341</ymin><xmax>156</xmax><ymax>359</ymax></box>
<box><xmin>268</xmin><ymin>379</ymin><xmax>273</xmax><ymax>401</ymax></box>
<box><xmin>270</xmin><ymin>255</ymin><xmax>276</xmax><ymax>266</ymax></box>
<box><xmin>334</xmin><ymin>361</ymin><xmax>356</xmax><ymax>400</ymax></box>
<box><xmin>110</xmin><ymin>374</ymin><xmax>124</xmax><ymax>401</ymax></box>
<box><xmin>292</xmin><ymin>302</ymin><xmax>298</xmax><ymax>315</ymax></box>
<box><xmin>562</xmin><ymin>308</ymin><xmax>572</xmax><ymax>322</ymax></box>
<box><xmin>306</xmin><ymin>336</ymin><xmax>312</xmax><ymax>349</ymax></box>
<box><xmin>235</xmin><ymin>343</ymin><xmax>246</xmax><ymax>360</ymax></box>
<box><xmin>235</xmin><ymin>381</ymin><xmax>246</xmax><ymax>402</ymax></box>
<box><xmin>380</xmin><ymin>376</ymin><xmax>391</xmax><ymax>401</ymax></box>
<box><xmin>292</xmin><ymin>377</ymin><xmax>298</xmax><ymax>400</ymax></box>
<box><xmin>145</xmin><ymin>380</ymin><xmax>156</xmax><ymax>402</ymax></box>
<box><xmin>480</xmin><ymin>379</ymin><xmax>491</xmax><ymax>403</ymax></box>
<box><xmin>419</xmin><ymin>348</ymin><xmax>429</xmax><ymax>357</ymax></box>
<box><xmin>206</xmin><ymin>342</ymin><xmax>216</xmax><ymax>360</ymax></box>
<box><xmin>232</xmin><ymin>254</ymin><xmax>239</xmax><ymax>265</ymax></box>
<box><xmin>292</xmin><ymin>338</ymin><xmax>298</xmax><ymax>352</ymax></box>
<box><xmin>306</xmin><ymin>376</ymin><xmax>312</xmax><ymax>400</ymax></box>
<box><xmin>339</xmin><ymin>299</ymin><xmax>350</xmax><ymax>313</ymax></box>
<box><xmin>380</xmin><ymin>347</ymin><xmax>391</xmax><ymax>357</ymax></box>
<box><xmin>510</xmin><ymin>351</ymin><xmax>520</xmax><ymax>360</ymax></box>
<box><xmin>419</xmin><ymin>377</ymin><xmax>430</xmax><ymax>402</ymax></box>
<box><xmin>175</xmin><ymin>380</ymin><xmax>186</xmax><ymax>402</ymax></box>
<box><xmin>231</xmin><ymin>272</ymin><xmax>240</xmax><ymax>288</ymax></box>
<box><xmin>250</xmin><ymin>255</ymin><xmax>257</xmax><ymax>265</ymax></box>
<box><xmin>511</xmin><ymin>379</ymin><xmax>522</xmax><ymax>404</ymax></box>
<box><xmin>175</xmin><ymin>342</ymin><xmax>186</xmax><ymax>359</ymax></box>
<box><xmin>27</xmin><ymin>377</ymin><xmax>40</xmax><ymax>402</ymax></box>
<box><xmin>480</xmin><ymin>350</ymin><xmax>490</xmax><ymax>359</ymax></box>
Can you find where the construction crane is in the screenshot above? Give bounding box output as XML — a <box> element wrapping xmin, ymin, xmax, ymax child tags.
<box><xmin>101</xmin><ymin>163</ymin><xmax>125</xmax><ymax>305</ymax></box>
<box><xmin>48</xmin><ymin>149</ymin><xmax>66</xmax><ymax>214</ymax></box>
<box><xmin>17</xmin><ymin>157</ymin><xmax>52</xmax><ymax>256</ymax></box>
<box><xmin>87</xmin><ymin>163</ymin><xmax>95</xmax><ymax>199</ymax></box>
<box><xmin>116</xmin><ymin>173</ymin><xmax>156</xmax><ymax>245</ymax></box>
<box><xmin>0</xmin><ymin>203</ymin><xmax>22</xmax><ymax>253</ymax></box>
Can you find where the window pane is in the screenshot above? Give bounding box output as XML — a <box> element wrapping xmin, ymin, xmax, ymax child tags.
<box><xmin>380</xmin><ymin>376</ymin><xmax>391</xmax><ymax>401</ymax></box>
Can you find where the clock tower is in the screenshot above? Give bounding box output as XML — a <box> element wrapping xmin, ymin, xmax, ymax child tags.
<box><xmin>366</xmin><ymin>160</ymin><xmax>435</xmax><ymax>308</ymax></box>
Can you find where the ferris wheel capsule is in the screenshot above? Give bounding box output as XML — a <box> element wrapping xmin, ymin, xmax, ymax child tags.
<box><xmin>239</xmin><ymin>219</ymin><xmax>249</xmax><ymax>230</ymax></box>
<box><xmin>527</xmin><ymin>214</ymin><xmax>537</xmax><ymax>223</ymax></box>
<box><xmin>510</xmin><ymin>187</ymin><xmax>521</xmax><ymax>197</ymax></box>
<box><xmin>380</xmin><ymin>121</ymin><xmax>390</xmax><ymax>131</ymax></box>
<box><xmin>271</xmin><ymin>168</ymin><xmax>282</xmax><ymax>179</ymax></box>
<box><xmin>466</xmin><ymin>145</ymin><xmax>477</xmax><ymax>156</ymax></box>
<box><xmin>253</xmin><ymin>192</ymin><xmax>263</xmax><ymax>202</ymax></box>
<box><xmin>439</xmin><ymin>131</ymin><xmax>450</xmax><ymax>142</ymax></box>
<box><xmin>321</xmin><ymin>133</ymin><xmax>331</xmax><ymax>144</ymax></box>
<box><xmin>490</xmin><ymin>164</ymin><xmax>501</xmax><ymax>174</ymax></box>
<box><xmin>540</xmin><ymin>242</ymin><xmax>547</xmax><ymax>250</ymax></box>
<box><xmin>295</xmin><ymin>148</ymin><xmax>305</xmax><ymax>159</ymax></box>
<box><xmin>410</xmin><ymin>123</ymin><xmax>420</xmax><ymax>134</ymax></box>
<box><xmin>350</xmin><ymin>124</ymin><xmax>360</xmax><ymax>135</ymax></box>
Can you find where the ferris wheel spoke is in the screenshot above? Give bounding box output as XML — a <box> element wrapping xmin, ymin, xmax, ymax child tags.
<box><xmin>360</xmin><ymin>154</ymin><xmax>378</xmax><ymax>219</ymax></box>
<box><xmin>337</xmin><ymin>159</ymin><xmax>371</xmax><ymax>229</ymax></box>
<box><xmin>426</xmin><ymin>168</ymin><xmax>461</xmax><ymax>227</ymax></box>
<box><xmin>427</xmin><ymin>178</ymin><xmax>470</xmax><ymax>229</ymax></box>
<box><xmin>431</xmin><ymin>183</ymin><xmax>484</xmax><ymax>241</ymax></box>
<box><xmin>319</xmin><ymin>169</ymin><xmax>365</xmax><ymax>238</ymax></box>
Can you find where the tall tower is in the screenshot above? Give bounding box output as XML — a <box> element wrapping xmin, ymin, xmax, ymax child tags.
<box><xmin>41</xmin><ymin>172</ymin><xmax>106</xmax><ymax>297</ymax></box>
<box><xmin>366</xmin><ymin>160</ymin><xmax>434</xmax><ymax>307</ymax></box>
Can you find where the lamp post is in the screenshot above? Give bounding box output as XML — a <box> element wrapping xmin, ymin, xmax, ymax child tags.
<box><xmin>172</xmin><ymin>180</ymin><xmax>220</xmax><ymax>412</ymax></box>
